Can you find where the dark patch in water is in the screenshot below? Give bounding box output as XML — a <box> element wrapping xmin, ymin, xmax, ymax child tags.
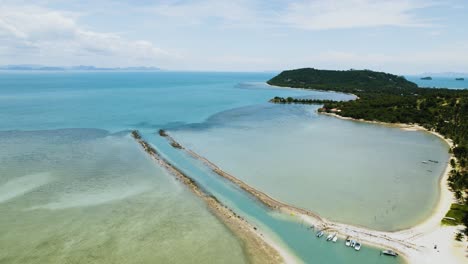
<box><xmin>110</xmin><ymin>130</ymin><xmax>133</xmax><ymax>137</ymax></box>
<box><xmin>128</xmin><ymin>121</ymin><xmax>188</xmax><ymax>130</ymax></box>
<box><xmin>170</xmin><ymin>103</ymin><xmax>316</xmax><ymax>132</ymax></box>
<box><xmin>0</xmin><ymin>128</ymin><xmax>110</xmax><ymax>142</ymax></box>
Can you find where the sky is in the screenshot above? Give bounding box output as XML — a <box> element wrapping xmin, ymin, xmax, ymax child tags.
<box><xmin>0</xmin><ymin>0</ymin><xmax>467</xmax><ymax>74</ymax></box>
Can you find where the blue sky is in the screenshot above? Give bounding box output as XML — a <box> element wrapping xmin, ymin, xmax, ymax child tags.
<box><xmin>0</xmin><ymin>0</ymin><xmax>467</xmax><ymax>73</ymax></box>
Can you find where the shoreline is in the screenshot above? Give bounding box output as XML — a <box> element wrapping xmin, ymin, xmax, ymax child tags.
<box><xmin>318</xmin><ymin>111</ymin><xmax>455</xmax><ymax>227</ymax></box>
<box><xmin>265</xmin><ymin>82</ymin><xmax>360</xmax><ymax>99</ymax></box>
<box><xmin>318</xmin><ymin>111</ymin><xmax>466</xmax><ymax>263</ymax></box>
<box><xmin>269</xmin><ymin>83</ymin><xmax>458</xmax><ymax>227</ymax></box>
<box><xmin>161</xmin><ymin>127</ymin><xmax>466</xmax><ymax>264</ymax></box>
<box><xmin>130</xmin><ymin>131</ymin><xmax>291</xmax><ymax>264</ymax></box>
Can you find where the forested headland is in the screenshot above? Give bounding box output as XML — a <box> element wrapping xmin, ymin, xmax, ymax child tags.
<box><xmin>268</xmin><ymin>68</ymin><xmax>468</xmax><ymax>238</ymax></box>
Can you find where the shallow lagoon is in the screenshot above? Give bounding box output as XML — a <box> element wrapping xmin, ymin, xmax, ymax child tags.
<box><xmin>0</xmin><ymin>129</ymin><xmax>248</xmax><ymax>264</ymax></box>
<box><xmin>171</xmin><ymin>103</ymin><xmax>450</xmax><ymax>231</ymax></box>
<box><xmin>148</xmin><ymin>132</ymin><xmax>405</xmax><ymax>264</ymax></box>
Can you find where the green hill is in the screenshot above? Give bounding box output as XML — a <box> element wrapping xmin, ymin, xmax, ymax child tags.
<box><xmin>267</xmin><ymin>68</ymin><xmax>418</xmax><ymax>95</ymax></box>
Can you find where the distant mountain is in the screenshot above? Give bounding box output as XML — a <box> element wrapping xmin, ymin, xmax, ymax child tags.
<box><xmin>0</xmin><ymin>65</ymin><xmax>161</xmax><ymax>71</ymax></box>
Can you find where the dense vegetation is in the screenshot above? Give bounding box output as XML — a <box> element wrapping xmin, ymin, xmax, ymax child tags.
<box><xmin>442</xmin><ymin>204</ymin><xmax>468</xmax><ymax>226</ymax></box>
<box><xmin>269</xmin><ymin>97</ymin><xmax>336</xmax><ymax>105</ymax></box>
<box><xmin>268</xmin><ymin>68</ymin><xmax>468</xmax><ymax>237</ymax></box>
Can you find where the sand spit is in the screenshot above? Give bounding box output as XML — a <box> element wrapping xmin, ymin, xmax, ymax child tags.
<box><xmin>160</xmin><ymin>129</ymin><xmax>467</xmax><ymax>264</ymax></box>
<box><xmin>130</xmin><ymin>131</ymin><xmax>288</xmax><ymax>264</ymax></box>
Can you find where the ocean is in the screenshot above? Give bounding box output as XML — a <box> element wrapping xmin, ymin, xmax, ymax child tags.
<box><xmin>406</xmin><ymin>75</ymin><xmax>467</xmax><ymax>89</ymax></box>
<box><xmin>0</xmin><ymin>71</ymin><xmax>448</xmax><ymax>263</ymax></box>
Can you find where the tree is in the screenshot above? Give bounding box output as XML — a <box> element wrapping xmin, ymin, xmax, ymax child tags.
<box><xmin>450</xmin><ymin>159</ymin><xmax>456</xmax><ymax>168</ymax></box>
<box><xmin>463</xmin><ymin>213</ymin><xmax>468</xmax><ymax>236</ymax></box>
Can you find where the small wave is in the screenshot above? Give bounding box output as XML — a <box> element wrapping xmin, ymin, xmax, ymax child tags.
<box><xmin>29</xmin><ymin>183</ymin><xmax>153</xmax><ymax>210</ymax></box>
<box><xmin>0</xmin><ymin>172</ymin><xmax>53</xmax><ymax>203</ymax></box>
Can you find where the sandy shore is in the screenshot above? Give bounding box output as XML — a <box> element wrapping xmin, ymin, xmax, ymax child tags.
<box><xmin>265</xmin><ymin>83</ymin><xmax>359</xmax><ymax>99</ymax></box>
<box><xmin>319</xmin><ymin>111</ymin><xmax>467</xmax><ymax>263</ymax></box>
<box><xmin>161</xmin><ymin>127</ymin><xmax>467</xmax><ymax>264</ymax></box>
<box><xmin>130</xmin><ymin>131</ymin><xmax>291</xmax><ymax>264</ymax></box>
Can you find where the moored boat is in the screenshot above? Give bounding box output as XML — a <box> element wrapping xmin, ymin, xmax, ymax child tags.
<box><xmin>332</xmin><ymin>236</ymin><xmax>338</xmax><ymax>243</ymax></box>
<box><xmin>316</xmin><ymin>230</ymin><xmax>324</xmax><ymax>238</ymax></box>
<box><xmin>354</xmin><ymin>242</ymin><xmax>361</xmax><ymax>251</ymax></box>
<box><xmin>382</xmin><ymin>250</ymin><xmax>398</xmax><ymax>257</ymax></box>
<box><xmin>345</xmin><ymin>238</ymin><xmax>351</xmax><ymax>247</ymax></box>
<box><xmin>326</xmin><ymin>232</ymin><xmax>336</xmax><ymax>241</ymax></box>
<box><xmin>350</xmin><ymin>240</ymin><xmax>356</xmax><ymax>247</ymax></box>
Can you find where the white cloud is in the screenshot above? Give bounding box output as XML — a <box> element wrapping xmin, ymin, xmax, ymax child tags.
<box><xmin>280</xmin><ymin>48</ymin><xmax>468</xmax><ymax>74</ymax></box>
<box><xmin>149</xmin><ymin>0</ymin><xmax>261</xmax><ymax>27</ymax></box>
<box><xmin>146</xmin><ymin>0</ymin><xmax>435</xmax><ymax>30</ymax></box>
<box><xmin>0</xmin><ymin>5</ymin><xmax>170</xmax><ymax>66</ymax></box>
<box><xmin>0</xmin><ymin>1</ymin><xmax>463</xmax><ymax>72</ymax></box>
<box><xmin>282</xmin><ymin>0</ymin><xmax>434</xmax><ymax>30</ymax></box>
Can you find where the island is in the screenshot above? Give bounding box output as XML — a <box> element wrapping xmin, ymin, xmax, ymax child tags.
<box><xmin>268</xmin><ymin>68</ymin><xmax>468</xmax><ymax>237</ymax></box>
<box><xmin>456</xmin><ymin>78</ymin><xmax>465</xmax><ymax>81</ymax></box>
<box><xmin>421</xmin><ymin>76</ymin><xmax>433</xmax><ymax>80</ymax></box>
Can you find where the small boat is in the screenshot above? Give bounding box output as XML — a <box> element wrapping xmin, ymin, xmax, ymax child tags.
<box><xmin>345</xmin><ymin>238</ymin><xmax>351</xmax><ymax>247</ymax></box>
<box><xmin>382</xmin><ymin>250</ymin><xmax>398</xmax><ymax>257</ymax></box>
<box><xmin>332</xmin><ymin>236</ymin><xmax>338</xmax><ymax>243</ymax></box>
<box><xmin>422</xmin><ymin>161</ymin><xmax>428</xmax><ymax>164</ymax></box>
<box><xmin>350</xmin><ymin>240</ymin><xmax>356</xmax><ymax>247</ymax></box>
<box><xmin>428</xmin><ymin>160</ymin><xmax>439</xmax><ymax>163</ymax></box>
<box><xmin>354</xmin><ymin>242</ymin><xmax>361</xmax><ymax>251</ymax></box>
<box><xmin>316</xmin><ymin>230</ymin><xmax>324</xmax><ymax>238</ymax></box>
<box><xmin>326</xmin><ymin>233</ymin><xmax>336</xmax><ymax>241</ymax></box>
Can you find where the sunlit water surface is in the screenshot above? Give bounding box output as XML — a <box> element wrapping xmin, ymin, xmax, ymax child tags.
<box><xmin>0</xmin><ymin>129</ymin><xmax>247</xmax><ymax>264</ymax></box>
<box><xmin>171</xmin><ymin>103</ymin><xmax>449</xmax><ymax>231</ymax></box>
<box><xmin>0</xmin><ymin>71</ymin><xmax>441</xmax><ymax>263</ymax></box>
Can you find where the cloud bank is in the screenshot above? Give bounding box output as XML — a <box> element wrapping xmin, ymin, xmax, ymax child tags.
<box><xmin>0</xmin><ymin>5</ymin><xmax>170</xmax><ymax>66</ymax></box>
<box><xmin>0</xmin><ymin>0</ymin><xmax>465</xmax><ymax>73</ymax></box>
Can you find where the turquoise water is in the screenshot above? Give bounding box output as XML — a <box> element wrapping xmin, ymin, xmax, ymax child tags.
<box><xmin>0</xmin><ymin>129</ymin><xmax>247</xmax><ymax>263</ymax></box>
<box><xmin>170</xmin><ymin>103</ymin><xmax>450</xmax><ymax>231</ymax></box>
<box><xmin>406</xmin><ymin>75</ymin><xmax>467</xmax><ymax>89</ymax></box>
<box><xmin>148</xmin><ymin>133</ymin><xmax>404</xmax><ymax>264</ymax></box>
<box><xmin>0</xmin><ymin>71</ymin><xmax>418</xmax><ymax>263</ymax></box>
<box><xmin>0</xmin><ymin>72</ymin><xmax>314</xmax><ymax>131</ymax></box>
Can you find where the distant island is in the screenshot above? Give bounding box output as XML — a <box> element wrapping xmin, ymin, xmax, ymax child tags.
<box><xmin>0</xmin><ymin>65</ymin><xmax>161</xmax><ymax>71</ymax></box>
<box><xmin>268</xmin><ymin>68</ymin><xmax>468</xmax><ymax>237</ymax></box>
<box><xmin>419</xmin><ymin>72</ymin><xmax>468</xmax><ymax>77</ymax></box>
<box><xmin>456</xmin><ymin>78</ymin><xmax>465</xmax><ymax>81</ymax></box>
<box><xmin>421</xmin><ymin>76</ymin><xmax>432</xmax><ymax>80</ymax></box>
